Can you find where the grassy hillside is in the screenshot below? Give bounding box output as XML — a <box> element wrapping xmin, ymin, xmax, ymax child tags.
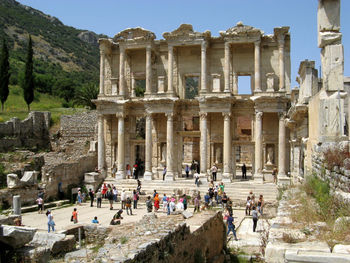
<box><xmin>0</xmin><ymin>0</ymin><xmax>104</xmax><ymax>101</ymax></box>
<box><xmin>0</xmin><ymin>85</ymin><xmax>86</xmax><ymax>125</ymax></box>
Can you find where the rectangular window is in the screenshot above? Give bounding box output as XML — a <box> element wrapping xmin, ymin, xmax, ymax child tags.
<box><xmin>185</xmin><ymin>76</ymin><xmax>199</xmax><ymax>99</ymax></box>
<box><xmin>135</xmin><ymin>79</ymin><xmax>146</xmax><ymax>97</ymax></box>
<box><xmin>238</xmin><ymin>75</ymin><xmax>252</xmax><ymax>95</ymax></box>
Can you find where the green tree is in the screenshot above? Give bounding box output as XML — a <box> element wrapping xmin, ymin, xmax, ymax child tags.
<box><xmin>0</xmin><ymin>38</ymin><xmax>10</xmax><ymax>111</ymax></box>
<box><xmin>22</xmin><ymin>35</ymin><xmax>34</xmax><ymax>112</ymax></box>
<box><xmin>73</xmin><ymin>82</ymin><xmax>99</xmax><ymax>109</ymax></box>
<box><xmin>52</xmin><ymin>78</ymin><xmax>75</xmax><ymax>102</ymax></box>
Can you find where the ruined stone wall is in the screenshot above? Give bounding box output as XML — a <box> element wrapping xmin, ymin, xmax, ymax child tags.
<box><xmin>0</xmin><ymin>111</ymin><xmax>50</xmax><ymax>152</ymax></box>
<box><xmin>60</xmin><ymin>111</ymin><xmax>97</xmax><ymax>140</ymax></box>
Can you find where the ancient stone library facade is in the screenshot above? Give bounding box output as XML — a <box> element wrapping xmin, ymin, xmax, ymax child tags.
<box><xmin>94</xmin><ymin>22</ymin><xmax>292</xmax><ymax>183</ymax></box>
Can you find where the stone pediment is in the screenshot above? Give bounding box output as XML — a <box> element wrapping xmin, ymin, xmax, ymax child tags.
<box><xmin>220</xmin><ymin>21</ymin><xmax>262</xmax><ymax>41</ymax></box>
<box><xmin>113</xmin><ymin>27</ymin><xmax>156</xmax><ymax>43</ymax></box>
<box><xmin>163</xmin><ymin>24</ymin><xmax>211</xmax><ymax>42</ymax></box>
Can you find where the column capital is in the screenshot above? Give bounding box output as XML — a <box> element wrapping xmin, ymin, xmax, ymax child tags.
<box><xmin>277</xmin><ymin>37</ymin><xmax>285</xmax><ymax>48</ymax></box>
<box><xmin>255</xmin><ymin>110</ymin><xmax>263</xmax><ymax>119</ymax></box>
<box><xmin>222</xmin><ymin>112</ymin><xmax>231</xmax><ymax>120</ymax></box>
<box><xmin>146</xmin><ymin>45</ymin><xmax>152</xmax><ymax>52</ymax></box>
<box><xmin>145</xmin><ymin>113</ymin><xmax>153</xmax><ymax>121</ymax></box>
<box><xmin>278</xmin><ymin>111</ymin><xmax>286</xmax><ymax>120</ymax></box>
<box><xmin>165</xmin><ymin>112</ymin><xmax>174</xmax><ymax>120</ymax></box>
<box><xmin>225</xmin><ymin>41</ymin><xmax>230</xmax><ymax>49</ymax></box>
<box><xmin>254</xmin><ymin>40</ymin><xmax>261</xmax><ymax>47</ymax></box>
<box><xmin>199</xmin><ymin>112</ymin><xmax>208</xmax><ymax>120</ymax></box>
<box><xmin>116</xmin><ymin>112</ymin><xmax>125</xmax><ymax>119</ymax></box>
<box><xmin>201</xmin><ymin>41</ymin><xmax>208</xmax><ymax>50</ymax></box>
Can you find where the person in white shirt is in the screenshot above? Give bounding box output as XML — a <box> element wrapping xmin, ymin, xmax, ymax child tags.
<box><xmin>121</xmin><ymin>190</ymin><xmax>126</xmax><ymax>209</ymax></box>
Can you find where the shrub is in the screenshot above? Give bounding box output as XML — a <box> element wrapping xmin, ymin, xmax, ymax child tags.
<box><xmin>323</xmin><ymin>146</ymin><xmax>350</xmax><ymax>170</ymax></box>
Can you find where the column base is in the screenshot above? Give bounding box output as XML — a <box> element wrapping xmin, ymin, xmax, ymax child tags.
<box><xmin>254</xmin><ymin>173</ymin><xmax>264</xmax><ymax>183</ymax></box>
<box><xmin>222</xmin><ymin>172</ymin><xmax>232</xmax><ymax>182</ymax></box>
<box><xmin>101</xmin><ymin>169</ymin><xmax>107</xmax><ymax>179</ymax></box>
<box><xmin>165</xmin><ymin>172</ymin><xmax>175</xmax><ymax>181</ymax></box>
<box><xmin>278</xmin><ymin>175</ymin><xmax>290</xmax><ymax>186</ymax></box>
<box><xmin>143</xmin><ymin>171</ymin><xmax>153</xmax><ymax>181</ymax></box>
<box><xmin>115</xmin><ymin>171</ymin><xmax>125</xmax><ymax>180</ymax></box>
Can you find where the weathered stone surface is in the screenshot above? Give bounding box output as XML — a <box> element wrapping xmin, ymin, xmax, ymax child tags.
<box><xmin>285</xmin><ymin>249</ymin><xmax>350</xmax><ymax>263</ymax></box>
<box><xmin>16</xmin><ymin>246</ymin><xmax>50</xmax><ymax>263</ymax></box>
<box><xmin>65</xmin><ymin>248</ymin><xmax>92</xmax><ymax>262</ymax></box>
<box><xmin>30</xmin><ymin>232</ymin><xmax>76</xmax><ymax>255</ymax></box>
<box><xmin>318</xmin><ymin>31</ymin><xmax>342</xmax><ymax>48</ymax></box>
<box><xmin>0</xmin><ymin>214</ymin><xmax>21</xmax><ymax>225</ymax></box>
<box><xmin>20</xmin><ymin>171</ymin><xmax>39</xmax><ymax>185</ymax></box>
<box><xmin>83</xmin><ymin>224</ymin><xmax>111</xmax><ymax>244</ymax></box>
<box><xmin>318</xmin><ymin>0</ymin><xmax>340</xmax><ymax>33</ymax></box>
<box><xmin>321</xmin><ymin>44</ymin><xmax>344</xmax><ymax>92</ymax></box>
<box><xmin>0</xmin><ymin>225</ymin><xmax>37</xmax><ymax>248</ymax></box>
<box><xmin>333</xmin><ymin>244</ymin><xmax>350</xmax><ymax>254</ymax></box>
<box><xmin>7</xmin><ymin>173</ymin><xmax>19</xmax><ymax>189</ymax></box>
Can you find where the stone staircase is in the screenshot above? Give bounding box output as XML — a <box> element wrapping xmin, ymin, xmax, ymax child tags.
<box><xmin>103</xmin><ymin>176</ymin><xmax>278</xmax><ymax>205</ymax></box>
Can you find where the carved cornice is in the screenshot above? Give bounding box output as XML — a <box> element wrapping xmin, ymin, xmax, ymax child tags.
<box><xmin>99</xmin><ymin>38</ymin><xmax>114</xmax><ymax>54</ymax></box>
<box><xmin>220</xmin><ymin>21</ymin><xmax>262</xmax><ymax>42</ymax></box>
<box><xmin>274</xmin><ymin>26</ymin><xmax>290</xmax><ymax>44</ymax></box>
<box><xmin>163</xmin><ymin>24</ymin><xmax>211</xmax><ymax>42</ymax></box>
<box><xmin>113</xmin><ymin>27</ymin><xmax>156</xmax><ymax>44</ymax></box>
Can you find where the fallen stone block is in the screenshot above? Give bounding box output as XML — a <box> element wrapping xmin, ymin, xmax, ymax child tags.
<box><xmin>285</xmin><ymin>249</ymin><xmax>350</xmax><ymax>263</ymax></box>
<box><xmin>0</xmin><ymin>214</ymin><xmax>21</xmax><ymax>225</ymax></box>
<box><xmin>7</xmin><ymin>173</ymin><xmax>20</xmax><ymax>189</ymax></box>
<box><xmin>182</xmin><ymin>210</ymin><xmax>193</xmax><ymax>219</ymax></box>
<box><xmin>0</xmin><ymin>225</ymin><xmax>37</xmax><ymax>248</ymax></box>
<box><xmin>30</xmin><ymin>232</ymin><xmax>76</xmax><ymax>255</ymax></box>
<box><xmin>65</xmin><ymin>248</ymin><xmax>92</xmax><ymax>262</ymax></box>
<box><xmin>16</xmin><ymin>246</ymin><xmax>50</xmax><ymax>263</ymax></box>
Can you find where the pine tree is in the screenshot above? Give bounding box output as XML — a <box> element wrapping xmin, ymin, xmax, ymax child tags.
<box><xmin>22</xmin><ymin>35</ymin><xmax>34</xmax><ymax>112</ymax></box>
<box><xmin>0</xmin><ymin>38</ymin><xmax>10</xmax><ymax>112</ymax></box>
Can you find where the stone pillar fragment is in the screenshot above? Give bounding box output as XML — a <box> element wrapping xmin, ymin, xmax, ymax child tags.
<box><xmin>278</xmin><ymin>113</ymin><xmax>290</xmax><ymax>185</ymax></box>
<box><xmin>13</xmin><ymin>195</ymin><xmax>21</xmax><ymax>215</ymax></box>
<box><xmin>97</xmin><ymin>114</ymin><xmax>105</xmax><ymax>172</ymax></box>
<box><xmin>254</xmin><ymin>111</ymin><xmax>263</xmax><ymax>182</ymax></box>
<box><xmin>116</xmin><ymin>114</ymin><xmax>125</xmax><ymax>179</ymax></box>
<box><xmin>201</xmin><ymin>42</ymin><xmax>207</xmax><ymax>93</ymax></box>
<box><xmin>99</xmin><ymin>51</ymin><xmax>105</xmax><ymax>95</ymax></box>
<box><xmin>165</xmin><ymin>113</ymin><xmax>175</xmax><ymax>181</ymax></box>
<box><xmin>119</xmin><ymin>47</ymin><xmax>126</xmax><ymax>96</ymax></box>
<box><xmin>167</xmin><ymin>45</ymin><xmax>174</xmax><ymax>95</ymax></box>
<box><xmin>144</xmin><ymin>114</ymin><xmax>153</xmax><ymax>180</ymax></box>
<box><xmin>200</xmin><ymin>112</ymin><xmax>208</xmax><ymax>177</ymax></box>
<box><xmin>222</xmin><ymin>112</ymin><xmax>232</xmax><ymax>182</ymax></box>
<box><xmin>254</xmin><ymin>41</ymin><xmax>262</xmax><ymax>92</ymax></box>
<box><xmin>224</xmin><ymin>42</ymin><xmax>231</xmax><ymax>93</ymax></box>
<box><xmin>145</xmin><ymin>46</ymin><xmax>152</xmax><ymax>94</ymax></box>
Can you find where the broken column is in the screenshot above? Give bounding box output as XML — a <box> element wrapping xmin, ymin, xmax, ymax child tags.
<box><xmin>13</xmin><ymin>195</ymin><xmax>21</xmax><ymax>215</ymax></box>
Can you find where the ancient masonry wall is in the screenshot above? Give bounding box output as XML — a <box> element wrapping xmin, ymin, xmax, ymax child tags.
<box><xmin>60</xmin><ymin>111</ymin><xmax>97</xmax><ymax>140</ymax></box>
<box><xmin>311</xmin><ymin>143</ymin><xmax>350</xmax><ymax>194</ymax></box>
<box><xmin>0</xmin><ymin>111</ymin><xmax>51</xmax><ymax>152</ymax></box>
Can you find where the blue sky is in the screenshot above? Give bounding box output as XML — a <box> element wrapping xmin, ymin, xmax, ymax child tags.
<box><xmin>17</xmin><ymin>0</ymin><xmax>350</xmax><ymax>90</ymax></box>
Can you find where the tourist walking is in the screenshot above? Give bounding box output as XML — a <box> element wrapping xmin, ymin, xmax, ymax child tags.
<box><xmin>272</xmin><ymin>168</ymin><xmax>277</xmax><ymax>184</ymax></box>
<box><xmin>126</xmin><ymin>164</ymin><xmax>131</xmax><ymax>179</ymax></box>
<box><xmin>110</xmin><ymin>210</ymin><xmax>123</xmax><ymax>225</ymax></box>
<box><xmin>133</xmin><ymin>164</ymin><xmax>138</xmax><ymax>179</ymax></box>
<box><xmin>137</xmin><ymin>180</ymin><xmax>142</xmax><ymax>194</ymax></box>
<box><xmin>245</xmin><ymin>196</ymin><xmax>251</xmax><ymax>215</ymax></box>
<box><xmin>107</xmin><ymin>188</ymin><xmax>114</xmax><ymax>210</ymax></box>
<box><xmin>211</xmin><ymin>164</ymin><xmax>218</xmax><ymax>181</ymax></box>
<box><xmin>257</xmin><ymin>195</ymin><xmax>264</xmax><ymax>215</ymax></box>
<box><xmin>222</xmin><ymin>192</ymin><xmax>228</xmax><ymax>208</ymax></box>
<box><xmin>183</xmin><ymin>195</ymin><xmax>187</xmax><ymax>210</ymax></box>
<box><xmin>96</xmin><ymin>189</ymin><xmax>102</xmax><ymax>208</ymax></box>
<box><xmin>146</xmin><ymin>196</ymin><xmax>153</xmax><ymax>212</ymax></box>
<box><xmin>47</xmin><ymin>210</ymin><xmax>55</xmax><ymax>233</ymax></box>
<box><xmin>185</xmin><ymin>165</ymin><xmax>190</xmax><ymax>178</ymax></box>
<box><xmin>71</xmin><ymin>208</ymin><xmax>78</xmax><ymax>224</ymax></box>
<box><xmin>121</xmin><ymin>190</ymin><xmax>126</xmax><ymax>209</ymax></box>
<box><xmin>252</xmin><ymin>206</ymin><xmax>259</xmax><ymax>232</ymax></box>
<box><xmin>77</xmin><ymin>189</ymin><xmax>82</xmax><ymax>205</ymax></box>
<box><xmin>113</xmin><ymin>186</ymin><xmax>118</xmax><ymax>202</ymax></box>
<box><xmin>36</xmin><ymin>196</ymin><xmax>44</xmax><ymax>214</ymax></box>
<box><xmin>169</xmin><ymin>198</ymin><xmax>176</xmax><ymax>213</ymax></box>
<box><xmin>162</xmin><ymin>166</ymin><xmax>167</xmax><ymax>180</ymax></box>
<box><xmin>194</xmin><ymin>173</ymin><xmax>200</xmax><ymax>186</ymax></box>
<box><xmin>102</xmin><ymin>183</ymin><xmax>108</xmax><ymax>198</ymax></box>
<box><xmin>133</xmin><ymin>190</ymin><xmax>138</xmax><ymax>209</ymax></box>
<box><xmin>194</xmin><ymin>194</ymin><xmax>201</xmax><ymax>213</ymax></box>
<box><xmin>227</xmin><ymin>215</ymin><xmax>238</xmax><ymax>241</ymax></box>
<box><xmin>242</xmin><ymin>163</ymin><xmax>247</xmax><ymax>179</ymax></box>
<box><xmin>154</xmin><ymin>194</ymin><xmax>160</xmax><ymax>212</ymax></box>
<box><xmin>89</xmin><ymin>189</ymin><xmax>94</xmax><ymax>207</ymax></box>
<box><xmin>190</xmin><ymin>160</ymin><xmax>196</xmax><ymax>176</ymax></box>
<box><xmin>126</xmin><ymin>197</ymin><xmax>132</xmax><ymax>215</ymax></box>
<box><xmin>162</xmin><ymin>194</ymin><xmax>168</xmax><ymax>212</ymax></box>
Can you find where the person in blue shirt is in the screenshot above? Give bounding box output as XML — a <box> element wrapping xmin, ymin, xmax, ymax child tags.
<box><xmin>92</xmin><ymin>216</ymin><xmax>99</xmax><ymax>224</ymax></box>
<box><xmin>227</xmin><ymin>215</ymin><xmax>238</xmax><ymax>241</ymax></box>
<box><xmin>204</xmin><ymin>192</ymin><xmax>210</xmax><ymax>209</ymax></box>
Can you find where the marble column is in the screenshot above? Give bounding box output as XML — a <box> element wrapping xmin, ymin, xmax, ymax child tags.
<box><xmin>224</xmin><ymin>42</ymin><xmax>231</xmax><ymax>93</ymax></box>
<box><xmin>167</xmin><ymin>45</ymin><xmax>174</xmax><ymax>95</ymax></box>
<box><xmin>99</xmin><ymin>50</ymin><xmax>105</xmax><ymax>95</ymax></box>
<box><xmin>97</xmin><ymin>114</ymin><xmax>105</xmax><ymax>172</ymax></box>
<box><xmin>200</xmin><ymin>112</ymin><xmax>208</xmax><ymax>177</ymax></box>
<box><xmin>232</xmin><ymin>116</ymin><xmax>237</xmax><ymax>178</ymax></box>
<box><xmin>278</xmin><ymin>113</ymin><xmax>289</xmax><ymax>184</ymax></box>
<box><xmin>119</xmin><ymin>47</ymin><xmax>126</xmax><ymax>96</ymax></box>
<box><xmin>201</xmin><ymin>42</ymin><xmax>207</xmax><ymax>93</ymax></box>
<box><xmin>254</xmin><ymin>41</ymin><xmax>262</xmax><ymax>92</ymax></box>
<box><xmin>13</xmin><ymin>195</ymin><xmax>21</xmax><ymax>215</ymax></box>
<box><xmin>116</xmin><ymin>113</ymin><xmax>125</xmax><ymax>179</ymax></box>
<box><xmin>131</xmin><ymin>75</ymin><xmax>136</xmax><ymax>97</ymax></box>
<box><xmin>222</xmin><ymin>112</ymin><xmax>232</xmax><ymax>182</ymax></box>
<box><xmin>278</xmin><ymin>38</ymin><xmax>286</xmax><ymax>92</ymax></box>
<box><xmin>146</xmin><ymin>46</ymin><xmax>152</xmax><ymax>94</ymax></box>
<box><xmin>254</xmin><ymin>111</ymin><xmax>263</xmax><ymax>182</ymax></box>
<box><xmin>165</xmin><ymin>113</ymin><xmax>175</xmax><ymax>181</ymax></box>
<box><xmin>144</xmin><ymin>114</ymin><xmax>153</xmax><ymax>180</ymax></box>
